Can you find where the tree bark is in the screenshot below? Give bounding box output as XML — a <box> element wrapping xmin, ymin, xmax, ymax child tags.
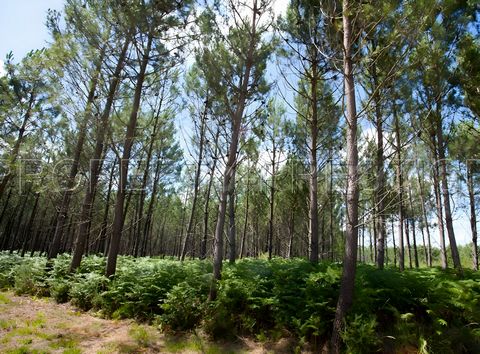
<box><xmin>70</xmin><ymin>38</ymin><xmax>130</xmax><ymax>272</ymax></box>
<box><xmin>308</xmin><ymin>56</ymin><xmax>319</xmax><ymax>263</ymax></box>
<box><xmin>467</xmin><ymin>163</ymin><xmax>478</xmax><ymax>270</ymax></box>
<box><xmin>394</xmin><ymin>106</ymin><xmax>405</xmax><ymax>271</ymax></box>
<box><xmin>435</xmin><ymin>105</ymin><xmax>461</xmax><ymax>270</ymax></box>
<box><xmin>181</xmin><ymin>98</ymin><xmax>208</xmax><ymax>260</ymax></box>
<box><xmin>48</xmin><ymin>45</ymin><xmax>105</xmax><ymax>260</ymax></box>
<box><xmin>227</xmin><ymin>170</ymin><xmax>236</xmax><ymax>263</ymax></box>
<box><xmin>106</xmin><ymin>34</ymin><xmax>153</xmax><ymax>277</ymax></box>
<box><xmin>0</xmin><ymin>90</ymin><xmax>35</xmax><ymax>200</ymax></box>
<box><xmin>209</xmin><ymin>0</ymin><xmax>259</xmax><ymax>301</ymax></box>
<box><xmin>331</xmin><ymin>2</ymin><xmax>360</xmax><ymax>350</ymax></box>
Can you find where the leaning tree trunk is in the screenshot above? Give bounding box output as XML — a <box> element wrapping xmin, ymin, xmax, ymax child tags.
<box><xmin>435</xmin><ymin>105</ymin><xmax>462</xmax><ymax>270</ymax></box>
<box><xmin>331</xmin><ymin>2</ymin><xmax>360</xmax><ymax>350</ymax></box>
<box><xmin>70</xmin><ymin>38</ymin><xmax>130</xmax><ymax>272</ymax></box>
<box><xmin>106</xmin><ymin>34</ymin><xmax>152</xmax><ymax>277</ymax></box>
<box><xmin>0</xmin><ymin>90</ymin><xmax>35</xmax><ymax>200</ymax></box>
<box><xmin>48</xmin><ymin>46</ymin><xmax>105</xmax><ymax>260</ymax></box>
<box><xmin>467</xmin><ymin>163</ymin><xmax>478</xmax><ymax>270</ymax></box>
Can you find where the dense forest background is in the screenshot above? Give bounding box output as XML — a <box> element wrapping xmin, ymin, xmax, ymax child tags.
<box><xmin>0</xmin><ymin>0</ymin><xmax>480</xmax><ymax>351</ymax></box>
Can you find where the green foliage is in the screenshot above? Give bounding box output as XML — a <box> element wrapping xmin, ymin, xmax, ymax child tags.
<box><xmin>13</xmin><ymin>257</ymin><xmax>48</xmax><ymax>296</ymax></box>
<box><xmin>341</xmin><ymin>314</ymin><xmax>381</xmax><ymax>354</ymax></box>
<box><xmin>159</xmin><ymin>273</ymin><xmax>211</xmax><ymax>332</ymax></box>
<box><xmin>1</xmin><ymin>253</ymin><xmax>480</xmax><ymax>352</ymax></box>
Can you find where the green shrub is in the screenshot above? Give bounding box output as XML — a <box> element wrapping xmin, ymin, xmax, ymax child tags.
<box><xmin>69</xmin><ymin>273</ymin><xmax>108</xmax><ymax>310</ymax></box>
<box><xmin>341</xmin><ymin>314</ymin><xmax>381</xmax><ymax>354</ymax></box>
<box><xmin>159</xmin><ymin>274</ymin><xmax>210</xmax><ymax>331</ymax></box>
<box><xmin>13</xmin><ymin>258</ymin><xmax>48</xmax><ymax>296</ymax></box>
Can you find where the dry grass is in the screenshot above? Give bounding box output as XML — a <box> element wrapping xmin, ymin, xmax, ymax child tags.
<box><xmin>0</xmin><ymin>291</ymin><xmax>294</xmax><ymax>353</ymax></box>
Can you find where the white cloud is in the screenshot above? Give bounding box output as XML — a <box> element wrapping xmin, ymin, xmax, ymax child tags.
<box><xmin>272</xmin><ymin>0</ymin><xmax>289</xmax><ymax>19</ymax></box>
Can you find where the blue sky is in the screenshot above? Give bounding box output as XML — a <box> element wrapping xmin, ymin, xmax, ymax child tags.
<box><xmin>0</xmin><ymin>0</ymin><xmax>473</xmax><ymax>248</ymax></box>
<box><xmin>0</xmin><ymin>0</ymin><xmax>64</xmax><ymax>65</ymax></box>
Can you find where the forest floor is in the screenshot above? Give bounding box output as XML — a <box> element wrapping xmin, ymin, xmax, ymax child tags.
<box><xmin>0</xmin><ymin>291</ymin><xmax>297</xmax><ymax>354</ymax></box>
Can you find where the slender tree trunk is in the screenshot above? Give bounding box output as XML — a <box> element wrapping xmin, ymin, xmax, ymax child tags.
<box><xmin>134</xmin><ymin>106</ymin><xmax>163</xmax><ymax>256</ymax></box>
<box><xmin>417</xmin><ymin>168</ymin><xmax>433</xmax><ymax>267</ymax></box>
<box><xmin>209</xmin><ymin>1</ymin><xmax>258</xmax><ymax>301</ymax></box>
<box><xmin>435</xmin><ymin>106</ymin><xmax>461</xmax><ymax>270</ymax></box>
<box><xmin>201</xmin><ymin>129</ymin><xmax>219</xmax><ymax>259</ymax></box>
<box><xmin>70</xmin><ymin>38</ymin><xmax>130</xmax><ymax>272</ymax></box>
<box><xmin>373</xmin><ymin>66</ymin><xmax>386</xmax><ymax>268</ymax></box>
<box><xmin>467</xmin><ymin>163</ymin><xmax>478</xmax><ymax>270</ymax></box>
<box><xmin>30</xmin><ymin>205</ymin><xmax>48</xmax><ymax>257</ymax></box>
<box><xmin>329</xmin><ymin>152</ymin><xmax>334</xmax><ymax>261</ymax></box>
<box><xmin>240</xmin><ymin>165</ymin><xmax>250</xmax><ymax>259</ymax></box>
<box><xmin>181</xmin><ymin>99</ymin><xmax>208</xmax><ymax>260</ymax></box>
<box><xmin>268</xmin><ymin>146</ymin><xmax>276</xmax><ymax>260</ymax></box>
<box><xmin>227</xmin><ymin>170</ymin><xmax>236</xmax><ymax>263</ymax></box>
<box><xmin>98</xmin><ymin>158</ymin><xmax>116</xmax><ymax>255</ymax></box>
<box><xmin>141</xmin><ymin>152</ymin><xmax>163</xmax><ymax>257</ymax></box>
<box><xmin>48</xmin><ymin>46</ymin><xmax>105</xmax><ymax>260</ymax></box>
<box><xmin>405</xmin><ymin>218</ymin><xmax>412</xmax><ymax>269</ymax></box>
<box><xmin>106</xmin><ymin>34</ymin><xmax>153</xmax><ymax>277</ymax></box>
<box><xmin>408</xmin><ymin>189</ymin><xmax>419</xmax><ymax>268</ymax></box>
<box><xmin>394</xmin><ymin>108</ymin><xmax>405</xmax><ymax>271</ymax></box>
<box><xmin>0</xmin><ymin>91</ymin><xmax>35</xmax><ymax>200</ymax></box>
<box><xmin>21</xmin><ymin>192</ymin><xmax>40</xmax><ymax>257</ymax></box>
<box><xmin>332</xmin><ymin>2</ymin><xmax>359</xmax><ymax>350</ymax></box>
<box><xmin>10</xmin><ymin>187</ymin><xmax>31</xmax><ymax>252</ymax></box>
<box><xmin>391</xmin><ymin>219</ymin><xmax>397</xmax><ymax>267</ymax></box>
<box><xmin>431</xmin><ymin>141</ymin><xmax>448</xmax><ymax>269</ymax></box>
<box><xmin>308</xmin><ymin>56</ymin><xmax>319</xmax><ymax>263</ymax></box>
<box><xmin>287</xmin><ymin>210</ymin><xmax>295</xmax><ymax>259</ymax></box>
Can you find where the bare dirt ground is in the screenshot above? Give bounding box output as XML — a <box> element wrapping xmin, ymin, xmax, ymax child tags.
<box><xmin>0</xmin><ymin>291</ymin><xmax>298</xmax><ymax>354</ymax></box>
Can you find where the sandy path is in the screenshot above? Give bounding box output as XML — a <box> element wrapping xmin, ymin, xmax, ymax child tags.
<box><xmin>0</xmin><ymin>291</ymin><xmax>294</xmax><ymax>353</ymax></box>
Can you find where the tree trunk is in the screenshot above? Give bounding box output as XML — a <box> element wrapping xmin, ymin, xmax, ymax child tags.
<box><xmin>268</xmin><ymin>146</ymin><xmax>276</xmax><ymax>260</ymax></box>
<box><xmin>394</xmin><ymin>107</ymin><xmax>405</xmax><ymax>271</ymax></box>
<box><xmin>227</xmin><ymin>170</ymin><xmax>237</xmax><ymax>263</ymax></box>
<box><xmin>21</xmin><ymin>192</ymin><xmax>40</xmax><ymax>257</ymax></box>
<box><xmin>467</xmin><ymin>163</ymin><xmax>478</xmax><ymax>270</ymax></box>
<box><xmin>0</xmin><ymin>90</ymin><xmax>35</xmax><ymax>200</ymax></box>
<box><xmin>106</xmin><ymin>34</ymin><xmax>153</xmax><ymax>277</ymax></box>
<box><xmin>209</xmin><ymin>0</ymin><xmax>258</xmax><ymax>301</ymax></box>
<box><xmin>98</xmin><ymin>158</ymin><xmax>116</xmax><ymax>255</ymax></box>
<box><xmin>331</xmin><ymin>2</ymin><xmax>360</xmax><ymax>350</ymax></box>
<box><xmin>200</xmin><ymin>129</ymin><xmax>219</xmax><ymax>259</ymax></box>
<box><xmin>308</xmin><ymin>57</ymin><xmax>319</xmax><ymax>263</ymax></box>
<box><xmin>70</xmin><ymin>38</ymin><xmax>130</xmax><ymax>272</ymax></box>
<box><xmin>408</xmin><ymin>189</ymin><xmax>419</xmax><ymax>268</ymax></box>
<box><xmin>417</xmin><ymin>168</ymin><xmax>433</xmax><ymax>267</ymax></box>
<box><xmin>240</xmin><ymin>164</ymin><xmax>250</xmax><ymax>259</ymax></box>
<box><xmin>181</xmin><ymin>99</ymin><xmax>208</xmax><ymax>260</ymax></box>
<box><xmin>435</xmin><ymin>106</ymin><xmax>461</xmax><ymax>270</ymax></box>
<box><xmin>431</xmin><ymin>142</ymin><xmax>448</xmax><ymax>269</ymax></box>
<box><xmin>405</xmin><ymin>218</ymin><xmax>412</xmax><ymax>269</ymax></box>
<box><xmin>373</xmin><ymin>65</ymin><xmax>386</xmax><ymax>268</ymax></box>
<box><xmin>48</xmin><ymin>45</ymin><xmax>105</xmax><ymax>260</ymax></box>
